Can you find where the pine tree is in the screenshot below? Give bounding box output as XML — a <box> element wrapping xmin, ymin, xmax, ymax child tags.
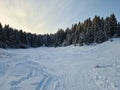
<box><xmin>117</xmin><ymin>22</ymin><xmax>120</xmax><ymax>36</ymax></box>
<box><xmin>109</xmin><ymin>14</ymin><xmax>117</xmax><ymax>37</ymax></box>
<box><xmin>0</xmin><ymin>14</ymin><xmax>120</xmax><ymax>49</ymax></box>
<box><xmin>92</xmin><ymin>16</ymin><xmax>101</xmax><ymax>43</ymax></box>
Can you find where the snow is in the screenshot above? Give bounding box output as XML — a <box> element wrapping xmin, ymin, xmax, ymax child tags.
<box><xmin>0</xmin><ymin>38</ymin><xmax>120</xmax><ymax>90</ymax></box>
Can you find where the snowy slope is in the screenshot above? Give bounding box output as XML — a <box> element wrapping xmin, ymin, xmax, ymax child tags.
<box><xmin>0</xmin><ymin>38</ymin><xmax>120</xmax><ymax>90</ymax></box>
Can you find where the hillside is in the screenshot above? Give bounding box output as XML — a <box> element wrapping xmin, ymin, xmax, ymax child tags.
<box><xmin>0</xmin><ymin>38</ymin><xmax>120</xmax><ymax>90</ymax></box>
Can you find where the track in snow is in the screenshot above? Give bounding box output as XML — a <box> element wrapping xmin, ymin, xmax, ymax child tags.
<box><xmin>0</xmin><ymin>38</ymin><xmax>120</xmax><ymax>90</ymax></box>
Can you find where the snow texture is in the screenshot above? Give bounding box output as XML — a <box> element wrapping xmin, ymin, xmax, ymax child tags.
<box><xmin>0</xmin><ymin>38</ymin><xmax>120</xmax><ymax>90</ymax></box>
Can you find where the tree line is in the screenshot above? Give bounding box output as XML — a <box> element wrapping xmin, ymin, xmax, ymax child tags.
<box><xmin>0</xmin><ymin>14</ymin><xmax>120</xmax><ymax>48</ymax></box>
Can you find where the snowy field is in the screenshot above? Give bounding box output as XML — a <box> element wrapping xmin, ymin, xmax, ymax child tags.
<box><xmin>0</xmin><ymin>38</ymin><xmax>120</xmax><ymax>90</ymax></box>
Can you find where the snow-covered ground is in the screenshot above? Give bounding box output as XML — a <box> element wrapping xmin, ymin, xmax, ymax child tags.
<box><xmin>0</xmin><ymin>38</ymin><xmax>120</xmax><ymax>90</ymax></box>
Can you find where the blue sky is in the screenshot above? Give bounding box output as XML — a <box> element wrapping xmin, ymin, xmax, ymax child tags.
<box><xmin>0</xmin><ymin>0</ymin><xmax>120</xmax><ymax>34</ymax></box>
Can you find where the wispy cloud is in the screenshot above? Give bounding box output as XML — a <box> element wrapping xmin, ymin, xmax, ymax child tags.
<box><xmin>0</xmin><ymin>0</ymin><xmax>119</xmax><ymax>34</ymax></box>
<box><xmin>0</xmin><ymin>0</ymin><xmax>74</xmax><ymax>34</ymax></box>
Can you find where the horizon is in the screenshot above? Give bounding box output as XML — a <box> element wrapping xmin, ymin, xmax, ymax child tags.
<box><xmin>0</xmin><ymin>0</ymin><xmax>120</xmax><ymax>34</ymax></box>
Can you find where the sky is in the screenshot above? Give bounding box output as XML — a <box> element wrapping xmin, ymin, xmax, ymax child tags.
<box><xmin>0</xmin><ymin>0</ymin><xmax>120</xmax><ymax>34</ymax></box>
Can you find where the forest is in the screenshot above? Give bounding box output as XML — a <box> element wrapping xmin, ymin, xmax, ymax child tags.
<box><xmin>0</xmin><ymin>14</ymin><xmax>120</xmax><ymax>48</ymax></box>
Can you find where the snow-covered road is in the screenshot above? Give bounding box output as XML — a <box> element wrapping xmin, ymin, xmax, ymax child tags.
<box><xmin>0</xmin><ymin>38</ymin><xmax>120</xmax><ymax>90</ymax></box>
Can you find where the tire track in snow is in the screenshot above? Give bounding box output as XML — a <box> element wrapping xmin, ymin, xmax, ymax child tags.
<box><xmin>35</xmin><ymin>74</ymin><xmax>59</xmax><ymax>90</ymax></box>
<box><xmin>91</xmin><ymin>68</ymin><xmax>118</xmax><ymax>90</ymax></box>
<box><xmin>42</xmin><ymin>76</ymin><xmax>58</xmax><ymax>90</ymax></box>
<box><xmin>10</xmin><ymin>70</ymin><xmax>33</xmax><ymax>90</ymax></box>
<box><xmin>8</xmin><ymin>58</ymin><xmax>59</xmax><ymax>90</ymax></box>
